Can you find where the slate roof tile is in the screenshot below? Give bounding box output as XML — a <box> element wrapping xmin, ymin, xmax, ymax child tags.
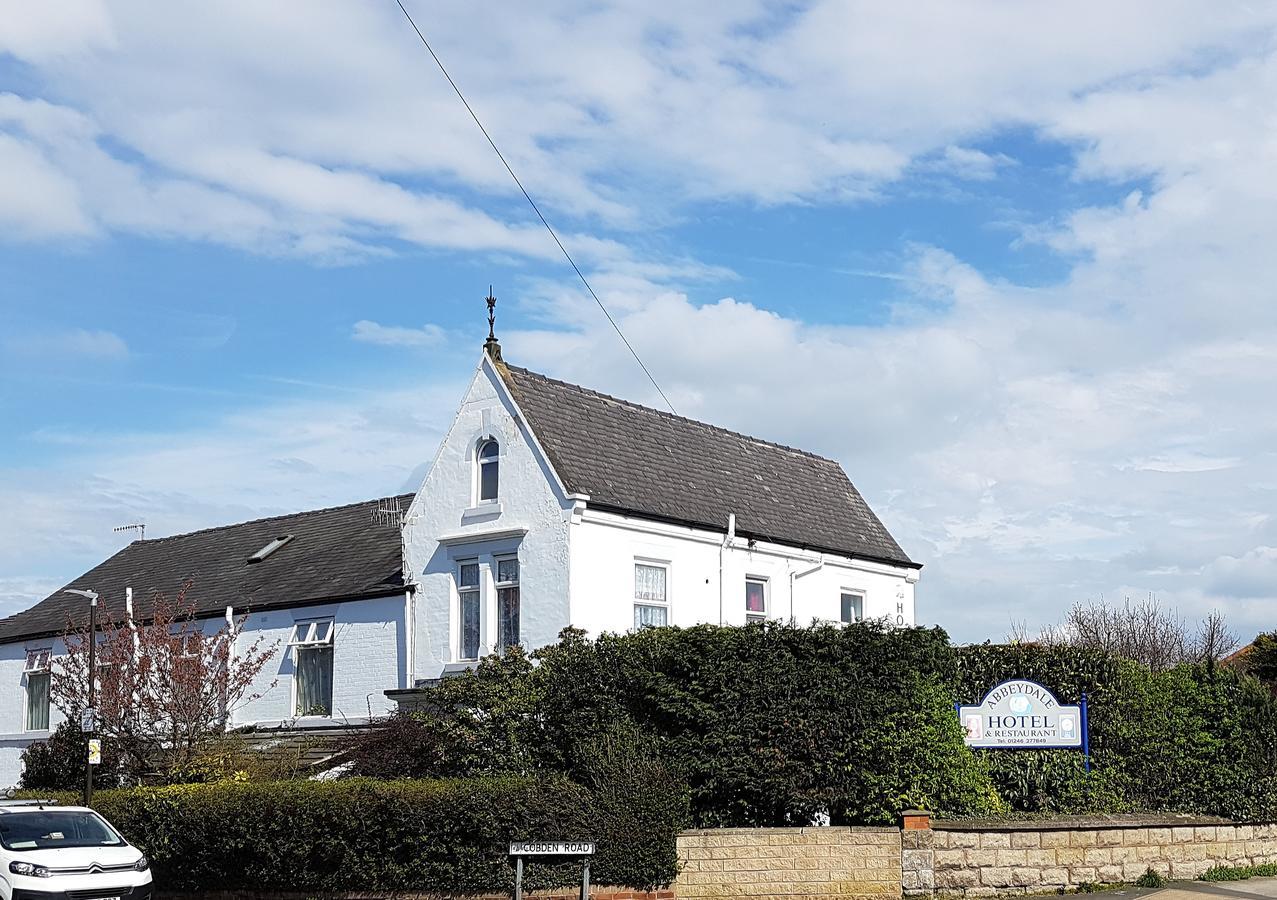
<box><xmin>498</xmin><ymin>362</ymin><xmax>915</xmax><ymax>568</ymax></box>
<box><xmin>0</xmin><ymin>495</ymin><xmax>411</xmax><ymax>642</ymax></box>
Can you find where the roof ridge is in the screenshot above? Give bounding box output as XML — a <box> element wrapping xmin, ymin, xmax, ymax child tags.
<box><xmin>135</xmin><ymin>492</ymin><xmax>416</xmax><ymax>545</ymax></box>
<box><xmin>502</xmin><ymin>363</ymin><xmax>841</xmax><ymax>466</ymax></box>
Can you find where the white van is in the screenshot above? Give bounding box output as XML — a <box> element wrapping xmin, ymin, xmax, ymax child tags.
<box><xmin>0</xmin><ymin>800</ymin><xmax>151</xmax><ymax>900</ymax></box>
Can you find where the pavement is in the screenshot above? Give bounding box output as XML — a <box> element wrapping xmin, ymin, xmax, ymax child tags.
<box><xmin>1092</xmin><ymin>879</ymin><xmax>1277</xmax><ymax>900</ymax></box>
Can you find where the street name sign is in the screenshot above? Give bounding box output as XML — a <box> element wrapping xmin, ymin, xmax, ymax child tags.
<box><xmin>958</xmin><ymin>680</ymin><xmax>1084</xmax><ymax>749</ymax></box>
<box><xmin>509</xmin><ymin>841</ymin><xmax>596</xmax><ymax>856</ymax></box>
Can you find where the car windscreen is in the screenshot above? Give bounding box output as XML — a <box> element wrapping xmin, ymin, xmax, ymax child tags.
<box><xmin>0</xmin><ymin>810</ymin><xmax>126</xmax><ymax>851</ymax></box>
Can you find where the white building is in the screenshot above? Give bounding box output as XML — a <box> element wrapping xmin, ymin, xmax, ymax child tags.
<box><xmin>0</xmin><ymin>333</ymin><xmax>920</xmax><ymax>788</ymax></box>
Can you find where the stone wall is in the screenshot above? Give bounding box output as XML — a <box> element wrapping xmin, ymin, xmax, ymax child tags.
<box><xmin>902</xmin><ymin>817</ymin><xmax>1277</xmax><ymax>897</ymax></box>
<box><xmin>676</xmin><ymin>827</ymin><xmax>903</xmax><ymax>900</ymax></box>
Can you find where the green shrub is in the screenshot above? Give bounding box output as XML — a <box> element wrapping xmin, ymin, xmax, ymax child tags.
<box><xmin>77</xmin><ymin>776</ymin><xmax>680</xmax><ymax>893</ymax></box>
<box><xmin>955</xmin><ymin>644</ymin><xmax>1277</xmax><ymax>820</ymax></box>
<box><xmin>19</xmin><ymin>721</ymin><xmax>121</xmax><ymax>791</ymax></box>
<box><xmin>378</xmin><ymin>622</ymin><xmax>997</xmax><ymax>827</ymax></box>
<box><xmin>345</xmin><ymin>626</ymin><xmax>1277</xmax><ymax>828</ymax></box>
<box><xmin>1201</xmin><ymin>863</ymin><xmax>1277</xmax><ymax>882</ymax></box>
<box><xmin>1135</xmin><ymin>868</ymin><xmax>1167</xmax><ymax>888</ymax></box>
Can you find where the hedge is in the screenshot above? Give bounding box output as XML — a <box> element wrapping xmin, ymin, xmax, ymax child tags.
<box><xmin>32</xmin><ymin>776</ymin><xmax>683</xmax><ymax>893</ymax></box>
<box><xmin>956</xmin><ymin>643</ymin><xmax>1277</xmax><ymax>820</ymax></box>
<box><xmin>351</xmin><ymin>622</ymin><xmax>1002</xmax><ymax>826</ymax></box>
<box><xmin>345</xmin><ymin>624</ymin><xmax>1277</xmax><ymax>827</ymax></box>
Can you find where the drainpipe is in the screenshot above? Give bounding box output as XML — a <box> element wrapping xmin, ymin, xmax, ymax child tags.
<box><xmin>789</xmin><ymin>558</ymin><xmax>823</xmax><ymax>623</ymax></box>
<box><xmin>719</xmin><ymin>514</ymin><xmax>735</xmax><ymax>626</ymax></box>
<box><xmin>404</xmin><ymin>587</ymin><xmax>415</xmax><ymax>689</ymax></box>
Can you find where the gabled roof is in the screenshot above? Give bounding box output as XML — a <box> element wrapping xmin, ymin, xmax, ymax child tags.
<box><xmin>0</xmin><ymin>495</ymin><xmax>412</xmax><ymax>643</ymax></box>
<box><xmin>497</xmin><ymin>362</ymin><xmax>916</xmax><ymax>568</ymax></box>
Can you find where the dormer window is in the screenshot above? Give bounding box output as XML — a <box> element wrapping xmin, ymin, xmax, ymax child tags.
<box><xmin>478</xmin><ymin>439</ymin><xmax>500</xmax><ymax>502</ymax></box>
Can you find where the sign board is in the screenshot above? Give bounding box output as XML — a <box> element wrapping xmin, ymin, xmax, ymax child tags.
<box><xmin>509</xmin><ymin>841</ymin><xmax>595</xmax><ymax>856</ymax></box>
<box><xmin>958</xmin><ymin>680</ymin><xmax>1084</xmax><ymax>749</ymax></box>
<box><xmin>80</xmin><ymin>708</ymin><xmax>97</xmax><ymax>733</ymax></box>
<box><xmin>87</xmin><ymin>739</ymin><xmax>102</xmax><ymax>766</ymax></box>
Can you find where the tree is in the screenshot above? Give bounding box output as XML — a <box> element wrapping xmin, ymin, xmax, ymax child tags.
<box><xmin>50</xmin><ymin>584</ymin><xmax>279</xmax><ymax>782</ymax></box>
<box><xmin>1239</xmin><ymin>631</ymin><xmax>1277</xmax><ymax>690</ymax></box>
<box><xmin>1010</xmin><ymin>595</ymin><xmax>1238</xmax><ymax>671</ymax></box>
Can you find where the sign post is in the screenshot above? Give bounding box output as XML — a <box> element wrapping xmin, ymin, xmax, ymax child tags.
<box><xmin>957</xmin><ymin>680</ymin><xmax>1088</xmax><ymax>762</ymax></box>
<box><xmin>508</xmin><ymin>841</ymin><xmax>596</xmax><ymax>900</ymax></box>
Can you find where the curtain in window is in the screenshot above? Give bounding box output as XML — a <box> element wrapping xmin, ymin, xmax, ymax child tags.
<box><xmin>461</xmin><ymin>592</ymin><xmax>481</xmax><ymax>659</ymax></box>
<box><xmin>745</xmin><ymin>580</ymin><xmax>766</xmax><ymax>613</ymax></box>
<box><xmin>841</xmin><ymin>593</ymin><xmax>863</xmax><ymax>623</ymax></box>
<box><xmin>498</xmin><ymin>587</ymin><xmax>520</xmax><ymax>649</ymax></box>
<box><xmin>634</xmin><ymin>604</ymin><xmax>669</xmax><ymax>629</ymax></box>
<box><xmin>634</xmin><ymin>564</ymin><xmax>667</xmax><ymax>601</ymax></box>
<box><xmin>295</xmin><ymin>646</ymin><xmax>333</xmax><ymax>716</ymax></box>
<box><xmin>26</xmin><ymin>672</ymin><xmax>50</xmax><ymax>731</ymax></box>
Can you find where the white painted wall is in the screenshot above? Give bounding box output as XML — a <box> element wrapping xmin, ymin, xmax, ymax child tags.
<box><xmin>229</xmin><ymin>593</ymin><xmax>406</xmax><ymax>727</ymax></box>
<box><xmin>402</xmin><ymin>356</ymin><xmax>574</xmax><ymax>682</ymax></box>
<box><xmin>568</xmin><ymin>509</ymin><xmax>917</xmax><ymax>637</ymax></box>
<box><xmin>0</xmin><ymin>593</ymin><xmax>405</xmax><ymax>788</ymax></box>
<box><xmin>0</xmin><ymin>637</ymin><xmax>68</xmax><ymax>790</ymax></box>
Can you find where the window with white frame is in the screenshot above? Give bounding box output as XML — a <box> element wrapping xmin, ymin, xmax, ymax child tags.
<box><xmin>840</xmin><ymin>592</ymin><xmax>865</xmax><ymax>624</ymax></box>
<box><xmin>496</xmin><ymin>557</ymin><xmax>520</xmax><ymax>651</ymax></box>
<box><xmin>477</xmin><ymin>439</ymin><xmax>500</xmax><ymax>502</ymax></box>
<box><xmin>745</xmin><ymin>577</ymin><xmax>768</xmax><ymax>623</ymax></box>
<box><xmin>24</xmin><ymin>649</ymin><xmax>51</xmax><ymax>731</ymax></box>
<box><xmin>634</xmin><ymin>562</ymin><xmax>669</xmax><ymax>628</ymax></box>
<box><xmin>458</xmin><ymin>561</ymin><xmax>481</xmax><ymax>660</ymax></box>
<box><xmin>289</xmin><ymin>619</ymin><xmax>334</xmax><ymax>716</ymax></box>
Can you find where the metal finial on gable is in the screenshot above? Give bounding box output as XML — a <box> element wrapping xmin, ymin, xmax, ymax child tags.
<box><xmin>484</xmin><ymin>287</ymin><xmax>502</xmax><ymax>360</ymax></box>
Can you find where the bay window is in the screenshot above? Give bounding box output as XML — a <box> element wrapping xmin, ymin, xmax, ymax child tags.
<box><xmin>496</xmin><ymin>557</ymin><xmax>520</xmax><ymax>651</ymax></box>
<box><xmin>458</xmin><ymin>561</ymin><xmax>481</xmax><ymax>660</ymax></box>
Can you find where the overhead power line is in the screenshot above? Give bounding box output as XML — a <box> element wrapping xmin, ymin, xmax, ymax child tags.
<box><xmin>392</xmin><ymin>0</ymin><xmax>677</xmax><ymax>415</ymax></box>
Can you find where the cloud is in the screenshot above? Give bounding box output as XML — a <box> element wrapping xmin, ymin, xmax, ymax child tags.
<box><xmin>3</xmin><ymin>1</ymin><xmax>1275</xmax><ymax>257</ymax></box>
<box><xmin>5</xmin><ymin>1</ymin><xmax>1277</xmax><ymax>647</ymax></box>
<box><xmin>352</xmin><ymin>320</ymin><xmax>447</xmax><ymax>349</ymax></box>
<box><xmin>1205</xmin><ymin>548</ymin><xmax>1277</xmax><ymax>600</ymax></box>
<box><xmin>6</xmin><ymin>328</ymin><xmax>130</xmax><ymax>361</ymax></box>
<box><xmin>923</xmin><ymin>146</ymin><xmax>1016</xmax><ymax>182</ymax></box>
<box><xmin>0</xmin><ymin>132</ymin><xmax>94</xmax><ymax>238</ymax></box>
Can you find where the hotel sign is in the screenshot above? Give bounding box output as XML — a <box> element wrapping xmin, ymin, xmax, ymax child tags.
<box><xmin>958</xmin><ymin>680</ymin><xmax>1084</xmax><ymax>749</ymax></box>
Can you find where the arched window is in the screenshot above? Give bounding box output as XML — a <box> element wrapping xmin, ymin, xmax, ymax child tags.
<box><xmin>477</xmin><ymin>439</ymin><xmax>500</xmax><ymax>501</ymax></box>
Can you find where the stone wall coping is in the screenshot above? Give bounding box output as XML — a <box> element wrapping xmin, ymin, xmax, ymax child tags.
<box><xmin>934</xmin><ymin>813</ymin><xmax>1235</xmax><ymax>832</ymax></box>
<box><xmin>680</xmin><ymin>826</ymin><xmax>899</xmax><ymax>836</ymax></box>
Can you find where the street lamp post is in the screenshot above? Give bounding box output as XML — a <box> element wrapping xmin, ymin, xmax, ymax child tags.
<box><xmin>63</xmin><ymin>589</ymin><xmax>99</xmax><ymax>808</ymax></box>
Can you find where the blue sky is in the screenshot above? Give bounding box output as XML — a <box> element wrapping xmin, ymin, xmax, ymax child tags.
<box><xmin>3</xmin><ymin>1</ymin><xmax>1277</xmax><ymax>642</ymax></box>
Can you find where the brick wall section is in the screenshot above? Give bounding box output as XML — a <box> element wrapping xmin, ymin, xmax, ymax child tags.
<box><xmin>675</xmin><ymin>827</ymin><xmax>903</xmax><ymax>900</ymax></box>
<box><xmin>904</xmin><ymin>822</ymin><xmax>1277</xmax><ymax>897</ymax></box>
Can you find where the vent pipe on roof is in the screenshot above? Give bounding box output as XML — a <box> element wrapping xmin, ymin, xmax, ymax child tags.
<box><xmin>247</xmin><ymin>534</ymin><xmax>294</xmax><ymax>564</ymax></box>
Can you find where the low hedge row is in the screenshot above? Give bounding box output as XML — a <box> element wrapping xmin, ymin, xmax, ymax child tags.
<box><xmin>57</xmin><ymin>777</ymin><xmax>682</xmax><ymax>893</ymax></box>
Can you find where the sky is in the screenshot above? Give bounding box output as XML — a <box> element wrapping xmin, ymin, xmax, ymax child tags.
<box><xmin>2</xmin><ymin>1</ymin><xmax>1276</xmax><ymax>643</ymax></box>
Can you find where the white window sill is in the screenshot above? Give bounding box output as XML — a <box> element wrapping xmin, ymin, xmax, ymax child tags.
<box><xmin>461</xmin><ymin>502</ymin><xmax>503</xmax><ymax>523</ymax></box>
